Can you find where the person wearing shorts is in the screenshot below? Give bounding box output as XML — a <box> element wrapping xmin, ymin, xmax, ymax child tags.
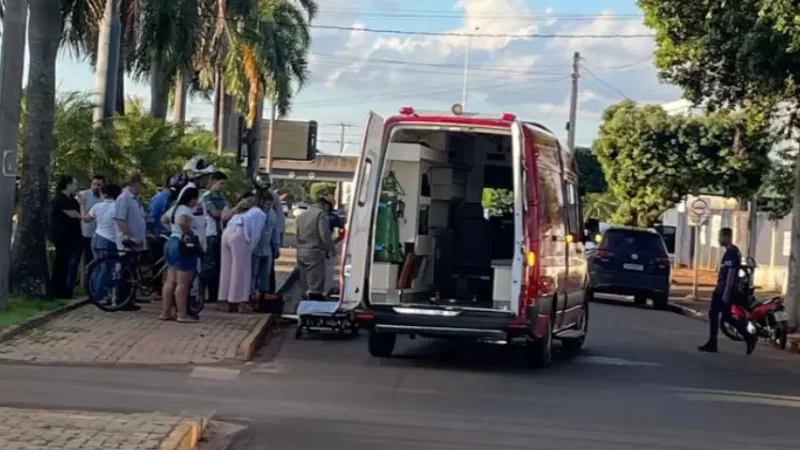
<box><xmin>161</xmin><ymin>187</ymin><xmax>202</xmax><ymax>323</ymax></box>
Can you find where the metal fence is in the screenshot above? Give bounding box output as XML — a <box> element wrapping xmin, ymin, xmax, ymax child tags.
<box><xmin>687</xmin><ymin>209</ymin><xmax>793</xmax><ymax>291</ymax></box>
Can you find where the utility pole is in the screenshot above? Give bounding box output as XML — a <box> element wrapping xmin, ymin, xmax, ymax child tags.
<box><xmin>461</xmin><ymin>26</ymin><xmax>479</xmax><ymax>111</ymax></box>
<box><xmin>566</xmin><ymin>52</ymin><xmax>580</xmax><ymax>150</ymax></box>
<box><xmin>334</xmin><ymin>122</ymin><xmax>346</xmax><ymax>209</ymax></box>
<box><xmin>746</xmin><ymin>198</ymin><xmax>758</xmax><ymax>260</ymax></box>
<box><xmin>265</xmin><ymin>103</ymin><xmax>276</xmax><ymax>172</ymax></box>
<box><xmin>0</xmin><ymin>0</ymin><xmax>29</xmax><ymax>308</ymax></box>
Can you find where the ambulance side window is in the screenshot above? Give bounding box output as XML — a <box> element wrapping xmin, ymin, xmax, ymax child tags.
<box><xmin>565</xmin><ymin>182</ymin><xmax>581</xmax><ymax>234</ymax></box>
<box><xmin>356</xmin><ymin>159</ymin><xmax>373</xmax><ymax>207</ymax></box>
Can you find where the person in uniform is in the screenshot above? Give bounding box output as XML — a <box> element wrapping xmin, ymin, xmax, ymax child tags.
<box><xmin>698</xmin><ymin>227</ymin><xmax>757</xmax><ymax>355</ymax></box>
<box><xmin>295</xmin><ymin>188</ymin><xmax>337</xmax><ymax>294</ymax></box>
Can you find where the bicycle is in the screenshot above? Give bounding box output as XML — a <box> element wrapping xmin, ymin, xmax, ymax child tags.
<box><xmin>86</xmin><ymin>237</ymin><xmax>204</xmax><ymax>315</ymax></box>
<box><xmin>85</xmin><ymin>239</ymin><xmax>146</xmax><ymax>312</ymax></box>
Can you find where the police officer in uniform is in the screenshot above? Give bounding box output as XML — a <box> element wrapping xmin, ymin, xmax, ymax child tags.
<box><xmin>698</xmin><ymin>227</ymin><xmax>757</xmax><ymax>355</ymax></box>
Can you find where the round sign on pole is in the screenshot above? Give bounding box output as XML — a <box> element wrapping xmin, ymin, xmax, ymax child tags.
<box><xmin>690</xmin><ymin>198</ymin><xmax>708</xmax><ymax>217</ymax></box>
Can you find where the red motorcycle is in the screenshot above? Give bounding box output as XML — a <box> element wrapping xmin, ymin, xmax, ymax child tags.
<box><xmin>721</xmin><ymin>257</ymin><xmax>789</xmax><ymax>349</ymax></box>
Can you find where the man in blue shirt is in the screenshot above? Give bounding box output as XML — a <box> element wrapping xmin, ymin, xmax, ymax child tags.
<box><xmin>699</xmin><ymin>227</ymin><xmax>756</xmax><ymax>354</ymax></box>
<box><xmin>147</xmin><ymin>180</ymin><xmax>171</xmax><ymax>237</ymax></box>
<box><xmin>145</xmin><ymin>181</ymin><xmax>172</xmax><ymax>298</ymax></box>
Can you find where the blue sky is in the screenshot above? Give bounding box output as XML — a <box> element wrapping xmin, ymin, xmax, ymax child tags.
<box><xmin>48</xmin><ymin>0</ymin><xmax>681</xmax><ymax>154</ymax></box>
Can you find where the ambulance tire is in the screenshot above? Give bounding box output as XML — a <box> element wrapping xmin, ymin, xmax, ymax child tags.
<box><xmin>527</xmin><ymin>318</ymin><xmax>553</xmax><ymax>369</ymax></box>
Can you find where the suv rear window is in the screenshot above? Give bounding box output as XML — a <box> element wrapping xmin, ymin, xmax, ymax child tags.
<box><xmin>599</xmin><ymin>229</ymin><xmax>667</xmax><ymax>255</ymax></box>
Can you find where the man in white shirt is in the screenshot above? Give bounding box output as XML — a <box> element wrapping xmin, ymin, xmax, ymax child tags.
<box><xmin>76</xmin><ymin>175</ymin><xmax>105</xmax><ymax>278</ymax></box>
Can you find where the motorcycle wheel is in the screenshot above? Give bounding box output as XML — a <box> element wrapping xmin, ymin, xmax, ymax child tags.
<box><xmin>775</xmin><ymin>321</ymin><xmax>788</xmax><ymax>350</ymax></box>
<box><xmin>720</xmin><ymin>318</ymin><xmax>745</xmax><ymax>342</ymax></box>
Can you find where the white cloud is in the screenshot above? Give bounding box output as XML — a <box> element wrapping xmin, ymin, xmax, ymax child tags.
<box><xmin>298</xmin><ymin>2</ymin><xmax>682</xmax><ymax>146</ymax></box>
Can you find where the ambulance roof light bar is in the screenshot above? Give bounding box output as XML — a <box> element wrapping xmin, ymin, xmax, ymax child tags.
<box><xmin>399</xmin><ymin>106</ymin><xmax>415</xmax><ymax>115</ymax></box>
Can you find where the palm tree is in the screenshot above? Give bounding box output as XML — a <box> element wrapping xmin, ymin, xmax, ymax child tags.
<box><xmin>0</xmin><ymin>0</ymin><xmax>28</xmax><ymax>306</ymax></box>
<box><xmin>136</xmin><ymin>0</ymin><xmax>198</xmax><ymax>118</ymax></box>
<box><xmin>210</xmin><ymin>0</ymin><xmax>316</xmax><ymax>153</ymax></box>
<box><xmin>91</xmin><ymin>0</ymin><xmax>122</xmax><ymax>128</ymax></box>
<box><xmin>10</xmin><ymin>0</ymin><xmax>63</xmax><ymax>296</ymax></box>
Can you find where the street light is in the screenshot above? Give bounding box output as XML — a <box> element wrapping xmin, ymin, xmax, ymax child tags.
<box><xmin>462</xmin><ymin>26</ymin><xmax>479</xmax><ymax>111</ymax></box>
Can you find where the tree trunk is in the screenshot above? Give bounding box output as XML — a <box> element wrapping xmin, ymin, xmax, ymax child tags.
<box><xmin>115</xmin><ymin>11</ymin><xmax>126</xmax><ymax>116</ymax></box>
<box><xmin>212</xmin><ymin>67</ymin><xmax>222</xmax><ymax>145</ymax></box>
<box><xmin>218</xmin><ymin>93</ymin><xmax>238</xmax><ymax>153</ymax></box>
<box><xmin>786</xmin><ymin>132</ymin><xmax>800</xmax><ymax>331</ymax></box>
<box><xmin>0</xmin><ymin>0</ymin><xmax>29</xmax><ymax>308</ymax></box>
<box><xmin>92</xmin><ymin>0</ymin><xmax>121</xmax><ymax>128</ymax></box>
<box><xmin>149</xmin><ymin>57</ymin><xmax>170</xmax><ymax>119</ymax></box>
<box><xmin>10</xmin><ymin>0</ymin><xmax>61</xmax><ymax>297</ymax></box>
<box><xmin>246</xmin><ymin>99</ymin><xmax>264</xmax><ymax>176</ymax></box>
<box><xmin>172</xmin><ymin>71</ymin><xmax>188</xmax><ymax>122</ymax></box>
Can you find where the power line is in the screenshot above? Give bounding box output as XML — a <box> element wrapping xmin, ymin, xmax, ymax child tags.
<box><xmin>311</xmin><ymin>53</ymin><xmax>570</xmax><ymax>75</ymax></box>
<box><xmin>305</xmin><ymin>79</ymin><xmax>570</xmax><ymax>110</ymax></box>
<box><xmin>311</xmin><ymin>24</ymin><xmax>654</xmax><ymax>39</ymax></box>
<box><xmin>294</xmin><ymin>72</ymin><xmax>564</xmax><ymax>107</ymax></box>
<box><xmin>579</xmin><ymin>63</ymin><xmax>631</xmax><ymax>100</ymax></box>
<box><xmin>318</xmin><ymin>8</ymin><xmax>643</xmax><ymax>21</ymax></box>
<box><xmin>293</xmin><ymin>75</ymin><xmax>569</xmax><ymax>108</ymax></box>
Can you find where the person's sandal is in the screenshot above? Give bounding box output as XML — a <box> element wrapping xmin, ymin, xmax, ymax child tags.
<box><xmin>177</xmin><ymin>317</ymin><xmax>198</xmax><ymax>323</ymax></box>
<box><xmin>158</xmin><ymin>316</ymin><xmax>176</xmax><ymax>321</ymax></box>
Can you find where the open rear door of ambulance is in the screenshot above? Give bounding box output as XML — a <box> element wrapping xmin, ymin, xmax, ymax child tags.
<box><xmin>338</xmin><ymin>112</ymin><xmax>386</xmax><ymax>311</ymax></box>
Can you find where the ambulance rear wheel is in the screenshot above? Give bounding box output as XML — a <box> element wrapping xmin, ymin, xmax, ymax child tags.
<box><xmin>527</xmin><ymin>319</ymin><xmax>553</xmax><ymax>369</ymax></box>
<box><xmin>368</xmin><ymin>331</ymin><xmax>396</xmax><ymax>357</ymax></box>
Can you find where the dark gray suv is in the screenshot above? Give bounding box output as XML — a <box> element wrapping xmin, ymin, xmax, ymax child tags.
<box><xmin>588</xmin><ymin>227</ymin><xmax>672</xmax><ymax>309</ymax></box>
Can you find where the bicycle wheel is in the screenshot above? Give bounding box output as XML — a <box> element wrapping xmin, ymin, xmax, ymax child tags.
<box><xmin>187</xmin><ymin>272</ymin><xmax>205</xmax><ymax>316</ymax></box>
<box><xmin>86</xmin><ymin>255</ymin><xmax>138</xmax><ymax>312</ymax></box>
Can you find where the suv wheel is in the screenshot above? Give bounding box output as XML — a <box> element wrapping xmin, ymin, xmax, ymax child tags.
<box><xmin>368</xmin><ymin>331</ymin><xmax>396</xmax><ymax>357</ymax></box>
<box><xmin>653</xmin><ymin>295</ymin><xmax>669</xmax><ymax>310</ymax></box>
<box><xmin>633</xmin><ymin>295</ymin><xmax>647</xmax><ymax>306</ymax></box>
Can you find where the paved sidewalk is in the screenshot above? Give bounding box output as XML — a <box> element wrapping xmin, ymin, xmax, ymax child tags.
<box><xmin>0</xmin><ymin>304</ymin><xmax>270</xmax><ymax>365</ymax></box>
<box><xmin>0</xmin><ymin>407</ymin><xmax>206</xmax><ymax>450</ymax></box>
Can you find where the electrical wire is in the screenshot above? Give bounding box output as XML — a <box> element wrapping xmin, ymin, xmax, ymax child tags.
<box><xmin>310</xmin><ymin>24</ymin><xmax>654</xmax><ymax>39</ymax></box>
<box><xmin>579</xmin><ymin>63</ymin><xmax>632</xmax><ymax>100</ymax></box>
<box><xmin>317</xmin><ymin>8</ymin><xmax>643</xmax><ymax>21</ymax></box>
<box><xmin>292</xmin><ymin>74</ymin><xmax>570</xmax><ymax>108</ymax></box>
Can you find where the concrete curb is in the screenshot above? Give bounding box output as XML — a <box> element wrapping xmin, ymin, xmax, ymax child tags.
<box><xmin>160</xmin><ymin>415</ymin><xmax>211</xmax><ymax>450</ymax></box>
<box><xmin>235</xmin><ymin>314</ymin><xmax>275</xmax><ymax>361</ymax></box>
<box><xmin>667</xmin><ymin>303</ymin><xmax>707</xmax><ymax>322</ymax></box>
<box><xmin>0</xmin><ymin>298</ymin><xmax>90</xmax><ymax>344</ymax></box>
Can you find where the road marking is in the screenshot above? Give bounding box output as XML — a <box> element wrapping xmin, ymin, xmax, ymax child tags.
<box><xmin>189</xmin><ymin>367</ymin><xmax>241</xmax><ymax>380</ymax></box>
<box><xmin>250</xmin><ymin>361</ymin><xmax>289</xmax><ymax>374</ymax></box>
<box><xmin>576</xmin><ymin>355</ymin><xmax>662</xmax><ymax>367</ymax></box>
<box><xmin>678</xmin><ymin>392</ymin><xmax>800</xmax><ymax>408</ymax></box>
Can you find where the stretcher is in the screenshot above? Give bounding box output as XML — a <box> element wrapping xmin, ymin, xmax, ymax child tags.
<box><xmin>295</xmin><ymin>289</ymin><xmax>358</xmax><ymax>339</ymax></box>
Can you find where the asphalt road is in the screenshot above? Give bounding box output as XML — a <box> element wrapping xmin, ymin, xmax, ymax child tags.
<box><xmin>1</xmin><ymin>300</ymin><xmax>800</xmax><ymax>449</ymax></box>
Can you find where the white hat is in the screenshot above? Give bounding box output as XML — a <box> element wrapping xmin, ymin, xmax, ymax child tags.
<box><xmin>183</xmin><ymin>155</ymin><xmax>217</xmax><ymax>176</ymax></box>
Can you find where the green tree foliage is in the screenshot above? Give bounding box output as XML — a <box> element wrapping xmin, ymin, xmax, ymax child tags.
<box><xmin>308</xmin><ymin>182</ymin><xmax>337</xmax><ymax>202</ymax></box>
<box><xmin>575</xmin><ymin>147</ymin><xmax>607</xmax><ymax>194</ymax></box>
<box><xmin>481</xmin><ymin>188</ymin><xmax>513</xmax><ymax>215</ymax></box>
<box><xmin>272</xmin><ymin>179</ymin><xmax>314</xmax><ymax>204</ymax></box>
<box><xmin>638</xmin><ymin>0</ymin><xmax>800</xmax><ymax>215</ymax></box>
<box><xmin>594</xmin><ymin>101</ymin><xmax>772</xmax><ymax>228</ymax></box>
<box><xmin>17</xmin><ymin>92</ymin><xmax>249</xmax><ymax>203</ymax></box>
<box><xmin>583</xmin><ymin>192</ymin><xmax>619</xmax><ymax>223</ymax></box>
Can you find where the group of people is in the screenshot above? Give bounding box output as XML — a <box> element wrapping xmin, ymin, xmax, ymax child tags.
<box><xmin>148</xmin><ymin>159</ymin><xmax>285</xmax><ymax>321</ymax></box>
<box><xmin>49</xmin><ymin>172</ymin><xmax>148</xmax><ymax>303</ymax></box>
<box><xmin>47</xmin><ymin>156</ymin><xmax>286</xmax><ymax>324</ymax></box>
